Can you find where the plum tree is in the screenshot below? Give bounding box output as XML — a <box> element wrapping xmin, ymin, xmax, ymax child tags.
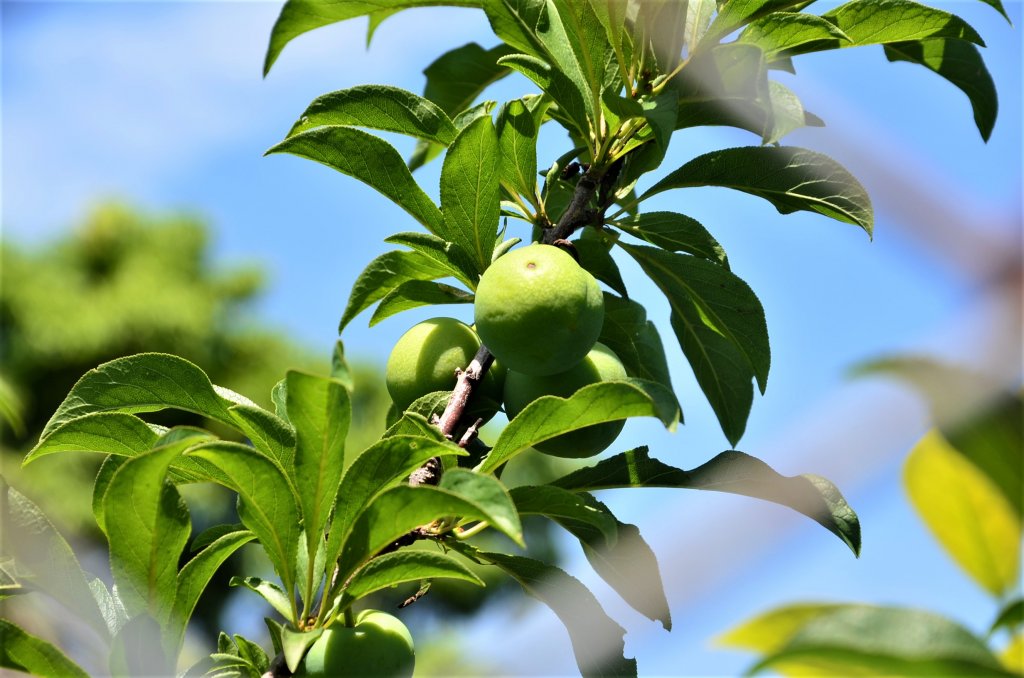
<box><xmin>385</xmin><ymin>317</ymin><xmax>504</xmax><ymax>421</ymax></box>
<box><xmin>474</xmin><ymin>245</ymin><xmax>603</xmax><ymax>376</ymax></box>
<box><xmin>503</xmin><ymin>343</ymin><xmax>627</xmax><ymax>458</ymax></box>
<box><xmin>297</xmin><ymin>610</ymin><xmax>415</xmax><ymax>678</ymax></box>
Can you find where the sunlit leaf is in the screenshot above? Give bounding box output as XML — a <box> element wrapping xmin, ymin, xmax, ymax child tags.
<box><xmin>339</xmin><ymin>249</ymin><xmax>454</xmax><ymax>331</ymax></box>
<box><xmin>0</xmin><ymin>619</ymin><xmax>89</xmax><ymax>678</ymax></box>
<box><xmin>341</xmin><ymin>550</ymin><xmax>484</xmax><ymax>604</ymax></box>
<box><xmin>440</xmin><ymin>468</ymin><xmax>524</xmax><ymax>546</ymax></box>
<box><xmin>370</xmin><ymin>280</ymin><xmax>474</xmax><ymax>326</ymax></box>
<box><xmin>905</xmin><ymin>429</ymin><xmax>1021</xmax><ymax>597</ymax></box>
<box><xmin>822</xmin><ymin>0</ymin><xmax>986</xmax><ymax>47</ymax></box>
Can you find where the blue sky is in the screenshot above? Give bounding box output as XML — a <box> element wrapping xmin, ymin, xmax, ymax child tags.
<box><xmin>2</xmin><ymin>1</ymin><xmax>1021</xmax><ymax>675</ymax></box>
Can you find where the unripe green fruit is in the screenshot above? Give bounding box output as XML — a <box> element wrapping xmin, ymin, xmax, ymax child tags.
<box><xmin>503</xmin><ymin>342</ymin><xmax>627</xmax><ymax>458</ymax></box>
<box><xmin>474</xmin><ymin>244</ymin><xmax>604</xmax><ymax>376</ymax></box>
<box><xmin>385</xmin><ymin>317</ymin><xmax>504</xmax><ymax>422</ymax></box>
<box><xmin>297</xmin><ymin>610</ymin><xmax>414</xmax><ymax>678</ymax></box>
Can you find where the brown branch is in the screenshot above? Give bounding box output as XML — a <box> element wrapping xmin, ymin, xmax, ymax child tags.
<box><xmin>543</xmin><ymin>170</ymin><xmax>600</xmax><ymax>244</ymax></box>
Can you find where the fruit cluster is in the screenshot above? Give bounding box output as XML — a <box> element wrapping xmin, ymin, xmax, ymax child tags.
<box><xmin>385</xmin><ymin>244</ymin><xmax>626</xmax><ymax>458</ymax></box>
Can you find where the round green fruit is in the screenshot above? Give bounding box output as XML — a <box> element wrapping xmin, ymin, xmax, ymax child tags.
<box><xmin>385</xmin><ymin>317</ymin><xmax>504</xmax><ymax>421</ymax></box>
<box><xmin>297</xmin><ymin>610</ymin><xmax>414</xmax><ymax>678</ymax></box>
<box><xmin>503</xmin><ymin>342</ymin><xmax>627</xmax><ymax>458</ymax></box>
<box><xmin>474</xmin><ymin>244</ymin><xmax>604</xmax><ymax>376</ymax></box>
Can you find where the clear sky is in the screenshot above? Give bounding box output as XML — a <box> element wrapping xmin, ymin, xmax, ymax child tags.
<box><xmin>2</xmin><ymin>1</ymin><xmax>1021</xmax><ymax>675</ymax></box>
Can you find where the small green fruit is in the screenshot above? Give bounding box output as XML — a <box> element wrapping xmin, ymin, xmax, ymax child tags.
<box><xmin>385</xmin><ymin>317</ymin><xmax>504</xmax><ymax>421</ymax></box>
<box><xmin>503</xmin><ymin>342</ymin><xmax>627</xmax><ymax>458</ymax></box>
<box><xmin>474</xmin><ymin>244</ymin><xmax>604</xmax><ymax>376</ymax></box>
<box><xmin>297</xmin><ymin>610</ymin><xmax>414</xmax><ymax>678</ymax></box>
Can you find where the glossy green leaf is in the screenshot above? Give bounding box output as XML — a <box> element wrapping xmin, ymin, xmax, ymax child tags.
<box><xmin>749</xmin><ymin>605</ymin><xmax>1012</xmax><ymax>676</ymax></box>
<box><xmin>324</xmin><ymin>436</ymin><xmax>463</xmax><ymax>587</ymax></box>
<box><xmin>498</xmin><ymin>53</ymin><xmax>591</xmax><ymax>138</ymax></box>
<box><xmin>227</xmin><ymin>403</ymin><xmax>296</xmax><ymax>468</ymax></box>
<box><xmin>168</xmin><ymin>529</ymin><xmax>255</xmax><ymax>655</ymax></box>
<box><xmin>285</xmin><ymin>371</ymin><xmax>351</xmax><ymax>563</ymax></box>
<box><xmin>0</xmin><ymin>619</ymin><xmax>89</xmax><ymax>678</ymax></box>
<box><xmin>622</xmin><ymin>244</ymin><xmax>769</xmax><ymax>393</ymax></box>
<box><xmin>545</xmin><ymin>0</ymin><xmax>606</xmax><ymax>110</ymax></box>
<box><xmin>975</xmin><ymin>0</ymin><xmax>1010</xmax><ymax>22</ymax></box>
<box><xmin>88</xmin><ymin>578</ymin><xmax>129</xmax><ymax>638</ymax></box>
<box><xmin>598</xmin><ymin>293</ymin><xmax>674</xmax><ymax>392</ymax></box>
<box><xmin>439</xmin><ymin>115</ymin><xmax>501</xmax><ymax>274</ymax></box>
<box><xmin>339</xmin><ymin>249</ymin><xmax>453</xmax><ymax>331</ymax></box>
<box><xmin>614</xmin><ymin>211</ymin><xmax>728</xmax><ymax>267</ymax></box>
<box><xmin>370</xmin><ymin>280</ymin><xmax>474</xmax><ymax>326</ymax></box>
<box><xmin>423</xmin><ymin>42</ymin><xmax>516</xmax><ymax>116</ymax></box>
<box><xmin>384</xmin><ymin>231</ymin><xmax>480</xmax><ymax>289</ymax></box>
<box><xmin>496</xmin><ymin>97</ymin><xmax>544</xmax><ymax>203</ymax></box>
<box><xmin>553</xmin><ymin>447</ymin><xmax>861</xmax><ymax>555</ymax></box>
<box><xmin>822</xmin><ymin>0</ymin><xmax>986</xmax><ymax>48</ymax></box>
<box><xmin>287</xmin><ymin>85</ymin><xmax>456</xmax><ymax>145</ymax></box>
<box><xmin>440</xmin><ymin>469</ymin><xmax>524</xmax><ymax>546</ymax></box>
<box><xmin>92</xmin><ymin>455</ymin><xmax>127</xmax><ymax>536</ymax></box>
<box><xmin>267</xmin><ymin>126</ymin><xmax>444</xmax><ymax>234</ymax></box>
<box><xmin>342</xmin><ymin>549</ymin><xmax>484</xmax><ymax>603</ymax></box>
<box><xmin>481</xmin><ymin>379</ymin><xmax>681</xmax><ymax>473</ymax></box>
<box><xmin>24</xmin><ymin>412</ymin><xmax>158</xmax><ymax>465</ymax></box>
<box><xmin>885</xmin><ymin>39</ymin><xmax>997</xmax><ymax>141</ymax></box>
<box><xmin>2</xmin><ymin>484</ymin><xmax>109</xmax><ymax>638</ymax></box>
<box><xmin>703</xmin><ymin>0</ymin><xmax>810</xmax><ymax>45</ymax></box>
<box><xmin>475</xmin><ymin>549</ymin><xmax>638</xmax><ymax>678</ymax></box>
<box><xmin>187</xmin><ymin>442</ymin><xmax>302</xmax><ymax>598</ymax></box>
<box><xmin>479</xmin><ymin>0</ymin><xmax>549</xmax><ymax>56</ymax></box>
<box><xmin>282</xmin><ymin>626</ymin><xmax>323</xmax><ymax>674</ymax></box>
<box><xmin>37</xmin><ymin>353</ymin><xmax>237</xmax><ymax>440</ymax></box>
<box><xmin>264</xmin><ymin>0</ymin><xmax>478</xmax><ymax>75</ymax></box>
<box><xmin>641</xmin><ymin>146</ymin><xmax>873</xmax><ymax>234</ymax></box>
<box><xmin>103</xmin><ymin>442</ymin><xmax>191</xmax><ymax>621</ymax></box>
<box><xmin>674</xmin><ymin>44</ymin><xmax>772</xmax><ymax>137</ymax></box>
<box><xmin>335</xmin><ymin>484</ymin><xmax>496</xmax><ymax>584</ymax></box>
<box><xmin>905</xmin><ymin>429</ymin><xmax>1020</xmax><ymax>597</ymax></box>
<box><xmin>511</xmin><ymin>485</ymin><xmax>618</xmax><ymax>545</ymax></box>
<box><xmin>737</xmin><ymin>12</ymin><xmax>852</xmax><ymax>60</ymax></box>
<box><xmin>683</xmin><ymin>0</ymin><xmax>717</xmax><ymax>54</ymax></box>
<box><xmin>764</xmin><ymin>81</ymin><xmax>817</xmax><ymax>144</ymax></box>
<box><xmin>718</xmin><ymin>602</ymin><xmax>847</xmax><ymax>654</ymax></box>
<box><xmin>230</xmin><ymin>576</ymin><xmax>294</xmax><ymax>620</ymax></box>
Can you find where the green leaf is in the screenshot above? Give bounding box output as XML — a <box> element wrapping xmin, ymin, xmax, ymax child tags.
<box><xmin>511</xmin><ymin>485</ymin><xmax>618</xmax><ymax>545</ymax></box>
<box><xmin>671</xmin><ymin>303</ymin><xmax>755</xmax><ymax>447</ymax></box>
<box><xmin>737</xmin><ymin>12</ymin><xmax>853</xmax><ymax>60</ymax></box>
<box><xmin>228</xmin><ymin>403</ymin><xmax>296</xmax><ymax>468</ymax></box>
<box><xmin>482</xmin><ymin>379</ymin><xmax>681</xmax><ymax>473</ymax></box>
<box><xmin>703</xmin><ymin>0</ymin><xmax>810</xmax><ymax>45</ymax></box>
<box><xmin>885</xmin><ymin>39</ymin><xmax>997</xmax><ymax>141</ymax></box>
<box><xmin>266</xmin><ymin>127</ymin><xmax>443</xmax><ymax>234</ymax></box>
<box><xmin>552</xmin><ymin>447</ymin><xmax>862</xmax><ymax>555</ymax></box>
<box><xmin>473</xmin><ymin>549</ymin><xmax>638</xmax><ymax>678</ymax></box>
<box><xmin>904</xmin><ymin>429</ymin><xmax>1020</xmax><ymax>597</ymax></box>
<box><xmin>764</xmin><ymin>81</ymin><xmax>817</xmax><ymax>144</ymax></box>
<box><xmin>324</xmin><ymin>436</ymin><xmax>464</xmax><ymax>587</ymax></box>
<box><xmin>89</xmin><ymin>578</ymin><xmax>129</xmax><ymax>638</ymax></box>
<box><xmin>341</xmin><ymin>550</ymin><xmax>484</xmax><ymax>603</ymax></box>
<box><xmin>103</xmin><ymin>442</ymin><xmax>192</xmax><ymax>621</ymax></box>
<box><xmin>285</xmin><ymin>371</ymin><xmax>351</xmax><ymax>562</ymax></box>
<box><xmin>187</xmin><ymin>442</ymin><xmax>302</xmax><ymax>599</ymax></box>
<box><xmin>641</xmin><ymin>146</ymin><xmax>873</xmax><ymax>235</ymax></box>
<box><xmin>264</xmin><ymin>0</ymin><xmax>477</xmax><ymax>75</ymax></box>
<box><xmin>544</xmin><ymin>0</ymin><xmax>607</xmax><ymax>111</ymax></box>
<box><xmin>718</xmin><ymin>602</ymin><xmax>847</xmax><ymax>654</ymax></box>
<box><xmin>287</xmin><ymin>85</ymin><xmax>456</xmax><ymax>145</ymax></box>
<box><xmin>621</xmin><ymin>243</ymin><xmax>769</xmax><ymax>392</ymax></box>
<box><xmin>384</xmin><ymin>231</ymin><xmax>480</xmax><ymax>289</ymax></box>
<box><xmin>1</xmin><ymin>484</ymin><xmax>109</xmax><ymax>638</ymax></box>
<box><xmin>479</xmin><ymin>0</ymin><xmax>549</xmax><ymax>56</ymax></box>
<box><xmin>991</xmin><ymin>598</ymin><xmax>1024</xmax><ymax>636</ymax></box>
<box><xmin>330</xmin><ymin>339</ymin><xmax>355</xmax><ymax>390</ymax></box>
<box><xmin>822</xmin><ymin>0</ymin><xmax>986</xmax><ymax>48</ymax></box>
<box><xmin>335</xmin><ymin>484</ymin><xmax>497</xmax><ymax>585</ymax></box>
<box><xmin>439</xmin><ymin>469</ymin><xmax>524</xmax><ymax>546</ymax></box>
<box><xmin>423</xmin><ymin>42</ymin><xmax>516</xmax><ymax>116</ymax></box>
<box><xmin>24</xmin><ymin>412</ymin><xmax>159</xmax><ymax>465</ymax></box>
<box><xmin>674</xmin><ymin>43</ymin><xmax>772</xmax><ymax>137</ymax></box>
<box><xmin>748</xmin><ymin>605</ymin><xmax>1013</xmax><ymax>676</ymax></box>
<box><xmin>0</xmin><ymin>619</ymin><xmax>89</xmax><ymax>678</ymax></box>
<box><xmin>574</xmin><ymin>230</ymin><xmax>628</xmax><ymax>299</ymax></box>
<box><xmin>37</xmin><ymin>353</ymin><xmax>238</xmax><ymax>440</ymax></box>
<box><xmin>496</xmin><ymin>96</ymin><xmax>544</xmax><ymax>204</ymax></box>
<box><xmin>92</xmin><ymin>455</ymin><xmax>127</xmax><ymax>536</ymax></box>
<box><xmin>369</xmin><ymin>280</ymin><xmax>474</xmax><ymax>327</ymax></box>
<box><xmin>975</xmin><ymin>0</ymin><xmax>1010</xmax><ymax>23</ymax></box>
<box><xmin>281</xmin><ymin>626</ymin><xmax>323</xmax><ymax>674</ymax></box>
<box><xmin>598</xmin><ymin>293</ymin><xmax>675</xmax><ymax>391</ymax></box>
<box><xmin>439</xmin><ymin>115</ymin><xmax>501</xmax><ymax>274</ymax></box>
<box><xmin>339</xmin><ymin>249</ymin><xmax>454</xmax><ymax>331</ymax></box>
<box><xmin>168</xmin><ymin>529</ymin><xmax>255</xmax><ymax>656</ymax></box>
<box><xmin>614</xmin><ymin>211</ymin><xmax>728</xmax><ymax>267</ymax></box>
<box><xmin>498</xmin><ymin>53</ymin><xmax>591</xmax><ymax>138</ymax></box>
<box><xmin>230</xmin><ymin>576</ymin><xmax>295</xmax><ymax>620</ymax></box>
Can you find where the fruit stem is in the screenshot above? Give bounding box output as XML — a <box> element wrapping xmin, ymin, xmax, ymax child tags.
<box><xmin>343</xmin><ymin>606</ymin><xmax>356</xmax><ymax>628</ymax></box>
